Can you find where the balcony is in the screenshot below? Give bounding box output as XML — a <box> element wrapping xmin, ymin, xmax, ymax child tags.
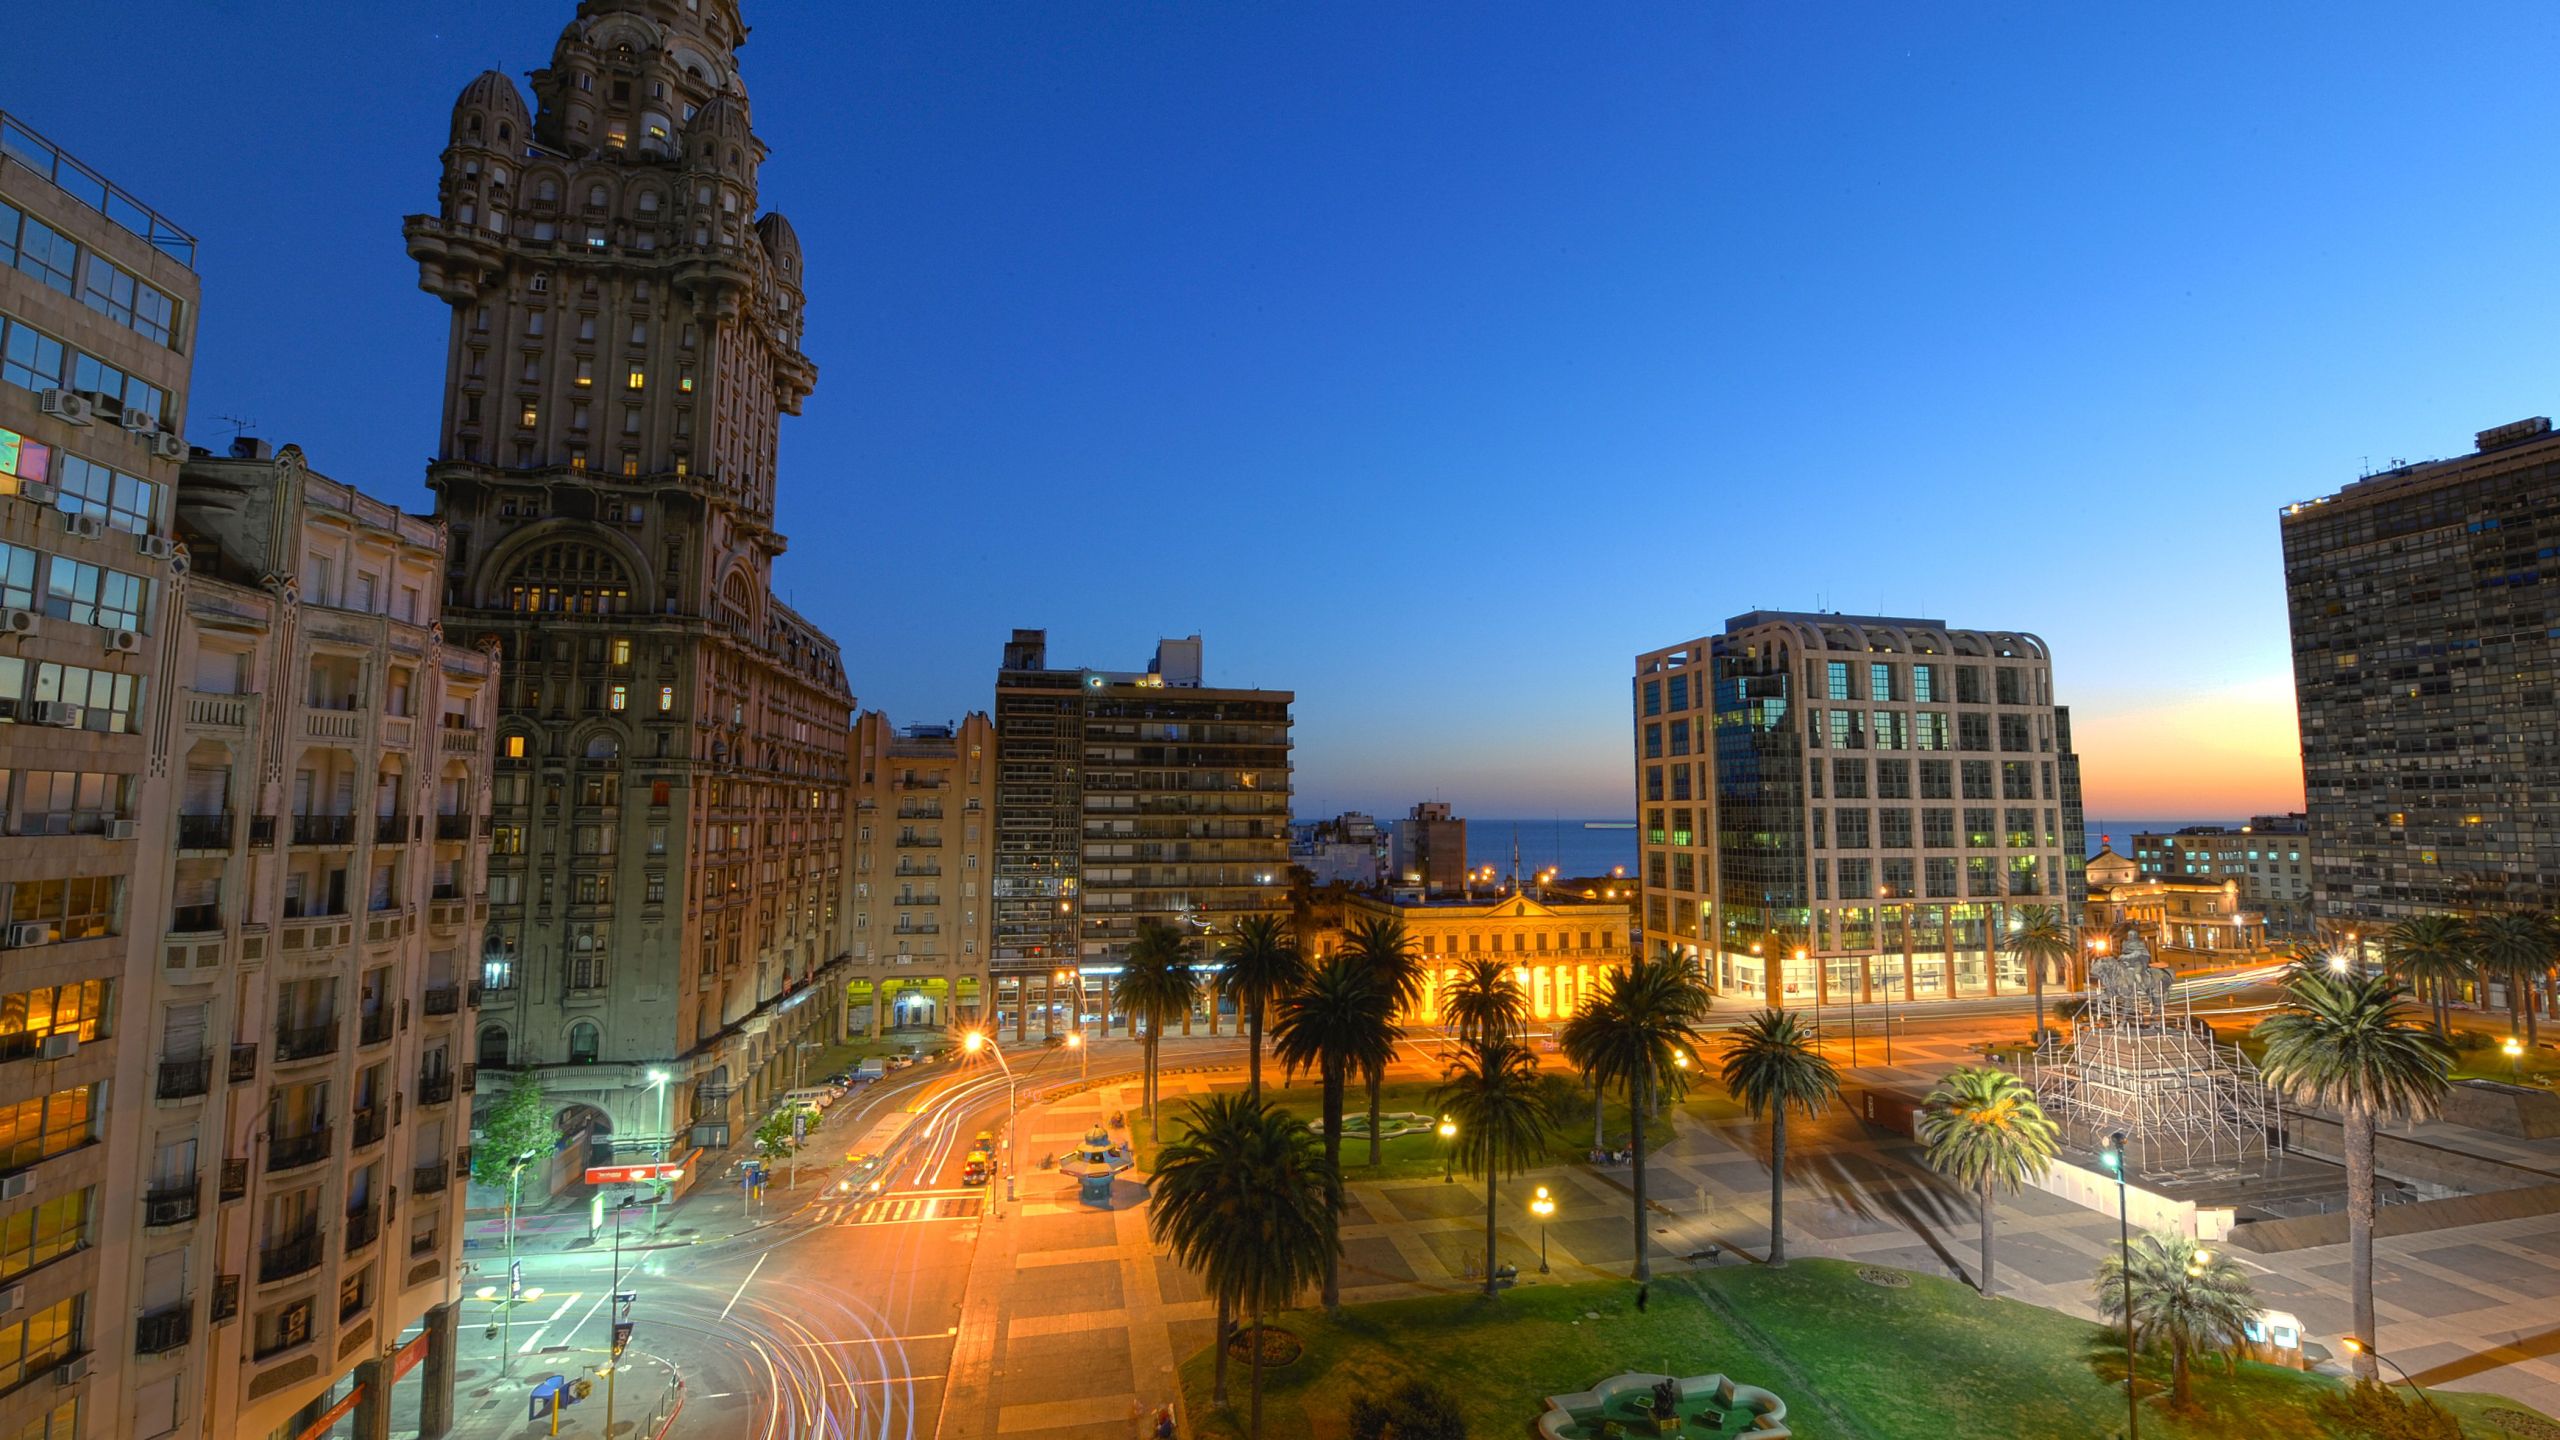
<box><xmin>219</xmin><ymin>1159</ymin><xmax>248</xmax><ymax>1202</ymax></box>
<box><xmin>439</xmin><ymin>727</ymin><xmax>483</xmax><ymax>756</ymax></box>
<box><xmin>359</xmin><ymin>1011</ymin><xmax>393</xmax><ymax>1047</ymax></box>
<box><xmin>143</xmin><ymin>1180</ymin><xmax>200</xmax><ymax>1227</ymax></box>
<box><xmin>134</xmin><ymin>1305</ymin><xmax>191</xmax><ymax>1355</ymax></box>
<box><xmin>894</xmin><ymin>894</ymin><xmax>942</xmax><ymax>908</ymax></box>
<box><xmin>177</xmin><ymin>812</ymin><xmax>235</xmax><ymax>850</ymax></box>
<box><xmin>895</xmin><ymin>831</ymin><xmax>941</xmax><ymax>848</ymax></box>
<box><xmin>258</xmin><ymin>1227</ymin><xmax>324</xmax><ymax>1283</ymax></box>
<box><xmin>304</xmin><ymin>710</ymin><xmax>362</xmax><ymax>742</ymax></box>
<box><xmin>170</xmin><ymin>903</ymin><xmax>222</xmax><ymax>936</ymax></box>
<box><xmin>411</xmin><ymin>1161</ymin><xmax>449</xmax><ymax>1194</ymax></box>
<box><xmin>435</xmin><ymin>814</ymin><xmax>472</xmax><ymax>842</ymax></box>
<box><xmin>423</xmin><ymin>985</ymin><xmax>460</xmax><ymax>1016</ymax></box>
<box><xmin>418</xmin><ymin>1070</ymin><xmax>455</xmax><ymax>1106</ymax></box>
<box><xmin>343</xmin><ymin>1207</ymin><xmax>380</xmax><ymax>1256</ymax></box>
<box><xmin>351</xmin><ymin>1107</ymin><xmax>386</xmax><ymax>1148</ymax></box>
<box><xmin>276</xmin><ymin>1023</ymin><xmax>340</xmax><ymax>1062</ymax></box>
<box><xmin>375</xmin><ymin>814</ymin><xmax>410</xmax><ymax>846</ymax></box>
<box><xmin>229</xmin><ymin>1043</ymin><xmax>258</xmax><ymax>1084</ymax></box>
<box><xmin>291</xmin><ymin>814</ymin><xmax>354</xmax><ymax>847</ymax></box>
<box><xmin>156</xmin><ymin>1055</ymin><xmax>213</xmax><ymax>1100</ymax></box>
<box><xmin>248</xmin><ymin>814</ymin><xmax>277</xmax><ymax>849</ymax></box>
<box><xmin>267</xmin><ymin>1129</ymin><xmax>331</xmax><ymax>1174</ymax></box>
<box><xmin>184</xmin><ymin>690</ymin><xmax>251</xmax><ymax>732</ymax></box>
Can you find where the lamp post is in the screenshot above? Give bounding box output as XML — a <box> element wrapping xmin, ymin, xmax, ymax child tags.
<box><xmin>501</xmin><ymin>1148</ymin><xmax>538</xmax><ymax>1377</ymax></box>
<box><xmin>603</xmin><ymin>1196</ymin><xmax>638</xmax><ymax>1440</ymax></box>
<box><xmin>1529</xmin><ymin>1185</ymin><xmax>1555</xmax><ymax>1273</ymax></box>
<box><xmin>2100</xmin><ymin>1130</ymin><xmax>2137</xmax><ymax>1439</ymax></box>
<box><xmin>2506</xmin><ymin>1036</ymin><xmax>2525</xmax><ymax>1081</ymax></box>
<box><xmin>1438</xmin><ymin>1115</ymin><xmax>1457</xmax><ymax>1183</ymax></box>
<box><xmin>2339</xmin><ymin>1338</ymin><xmax>2440</xmax><ymax>1415</ymax></box>
<box><xmin>1067</xmin><ymin>1030</ymin><xmax>1087</xmax><ymax>1082</ymax></box>
<box><xmin>963</xmin><ymin>1030</ymin><xmax>1021</xmax><ymax>1202</ymax></box>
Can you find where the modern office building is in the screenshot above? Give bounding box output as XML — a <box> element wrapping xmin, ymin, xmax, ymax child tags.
<box><xmin>2129</xmin><ymin>815</ymin><xmax>2312</xmax><ymax>920</ymax></box>
<box><xmin>1343</xmin><ymin>890</ymin><xmax>1632</xmax><ymax>1026</ymax></box>
<box><xmin>2282</xmin><ymin>416</ymin><xmax>2560</xmax><ymax>920</ymax></box>
<box><xmin>1389</xmin><ymin>801</ymin><xmax>1468</xmax><ymax>894</ymax></box>
<box><xmin>989</xmin><ymin>631</ymin><xmax>1292</xmax><ymax>1037</ymax></box>
<box><xmin>846</xmin><ymin>712</ymin><xmax>993</xmax><ymax>1033</ymax></box>
<box><xmin>1635</xmin><ymin>612</ymin><xmax>2087</xmax><ymax>1006</ymax></box>
<box><xmin>136</xmin><ymin>441</ymin><xmax>493</xmax><ymax>1440</ymax></box>
<box><xmin>0</xmin><ymin>108</ymin><xmax>199</xmax><ymax>1440</ymax></box>
<box><xmin>405</xmin><ymin>0</ymin><xmax>855</xmax><ymax>1150</ymax></box>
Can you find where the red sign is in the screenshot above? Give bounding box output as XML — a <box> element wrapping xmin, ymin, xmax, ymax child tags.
<box><xmin>296</xmin><ymin>1386</ymin><xmax>363</xmax><ymax>1440</ymax></box>
<box><xmin>393</xmin><ymin>1327</ymin><xmax>433</xmax><ymax>1382</ymax></box>
<box><xmin>584</xmin><ymin>1147</ymin><xmax>701</xmax><ymax>1186</ymax></box>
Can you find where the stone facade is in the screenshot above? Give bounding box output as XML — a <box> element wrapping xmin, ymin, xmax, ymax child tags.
<box><xmin>846</xmin><ymin>712</ymin><xmax>994</xmax><ymax>1033</ymax></box>
<box><xmin>1344</xmin><ymin>891</ymin><xmax>1633</xmax><ymax>1026</ymax></box>
<box><xmin>404</xmin><ymin>0</ymin><xmax>853</xmax><ymax>1150</ymax></box>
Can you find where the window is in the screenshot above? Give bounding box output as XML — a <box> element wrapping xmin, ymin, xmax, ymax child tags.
<box><xmin>678</xmin><ymin>369</ymin><xmax>695</xmax><ymax>394</ymax></box>
<box><xmin>21</xmin><ymin>662</ymin><xmax>145</xmax><ymax>732</ymax></box>
<box><xmin>1826</xmin><ymin>660</ymin><xmax>1851</xmax><ymax>700</ymax></box>
<box><xmin>12</xmin><ymin>216</ymin><xmax>78</xmax><ymax>295</ymax></box>
<box><xmin>0</xmin><ymin>1188</ymin><xmax>89</xmax><ymax>1284</ymax></box>
<box><xmin>0</xmin><ymin>425</ymin><xmax>54</xmax><ymax>496</ymax></box>
<box><xmin>80</xmin><ymin>255</ymin><xmax>176</xmax><ymax>347</ymax></box>
<box><xmin>503</xmin><ymin>735</ymin><xmax>526</xmax><ymax>760</ymax></box>
<box><xmin>44</xmin><ymin>559</ymin><xmax>146</xmax><ymax>631</ymax></box>
<box><xmin>11</xmin><ymin>772</ymin><xmax>127</xmax><ymax>836</ymax></box>
<box><xmin>0</xmin><ymin>1083</ymin><xmax>98</xmax><ymax>1170</ymax></box>
<box><xmin>56</xmin><ymin>455</ymin><xmax>158</xmax><ymax>534</ymax></box>
<box><xmin>609</xmin><ymin>684</ymin><xmax>628</xmax><ymax>712</ymax></box>
<box><xmin>0</xmin><ymin>316</ymin><xmax>66</xmax><ymax>392</ymax></box>
<box><xmin>0</xmin><ymin>1296</ymin><xmax>81</xmax><ymax>1394</ymax></box>
<box><xmin>502</xmin><ymin>541</ymin><xmax>632</xmax><ymax>615</ymax></box>
<box><xmin>657</xmin><ymin>686</ymin><xmax>674</xmax><ymax>713</ymax></box>
<box><xmin>567</xmin><ymin>1021</ymin><xmax>601</xmax><ymax>1063</ymax></box>
<box><xmin>1869</xmin><ymin>663</ymin><xmax>1895</xmax><ymax>701</ymax></box>
<box><xmin>611</xmin><ymin>638</ymin><xmax>631</xmax><ymax>666</ymax></box>
<box><xmin>626</xmin><ymin>368</ymin><xmax>646</xmax><ymax>391</ymax></box>
<box><xmin>0</xmin><ymin>543</ymin><xmax>34</xmax><ymax>610</ymax></box>
<box><xmin>575</xmin><ymin>359</ymin><xmax>594</xmax><ymax>388</ymax></box>
<box><xmin>0</xmin><ymin>980</ymin><xmax>110</xmax><ymax>1059</ymax></box>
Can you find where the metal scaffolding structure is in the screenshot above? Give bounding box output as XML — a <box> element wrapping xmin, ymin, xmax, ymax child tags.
<box><xmin>2031</xmin><ymin>986</ymin><xmax>2280</xmax><ymax>1175</ymax></box>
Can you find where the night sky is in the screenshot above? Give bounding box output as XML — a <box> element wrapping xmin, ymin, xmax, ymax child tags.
<box><xmin>18</xmin><ymin>0</ymin><xmax>2560</xmax><ymax>817</ymax></box>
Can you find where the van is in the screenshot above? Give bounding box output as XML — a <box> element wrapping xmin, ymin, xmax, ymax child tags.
<box><xmin>783</xmin><ymin>1087</ymin><xmax>836</xmax><ymax>1114</ymax></box>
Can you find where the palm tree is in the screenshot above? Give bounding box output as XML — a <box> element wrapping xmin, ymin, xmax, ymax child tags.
<box><xmin>2472</xmin><ymin>911</ymin><xmax>2552</xmax><ymax>1048</ymax></box>
<box><xmin>1270</xmin><ymin>955</ymin><xmax>1398</xmax><ymax>1309</ymax></box>
<box><xmin>2383</xmin><ymin>914</ymin><xmax>2472</xmax><ymax>1039</ymax></box>
<box><xmin>1341</xmin><ymin>915</ymin><xmax>1426</xmax><ymax>1165</ymax></box>
<box><xmin>1568</xmin><ymin>953</ymin><xmax>1712</xmax><ymax>1280</ymax></box>
<box><xmin>1555</xmin><ymin>998</ymin><xmax>1612</xmax><ymax>1150</ymax></box>
<box><xmin>1719</xmin><ymin>1007</ymin><xmax>1841</xmax><ymax>1268</ymax></box>
<box><xmin>2093</xmin><ymin>1231</ymin><xmax>2258</xmax><ymax>1410</ymax></box>
<box><xmin>1440</xmin><ymin>958</ymin><xmax>1528</xmax><ymax>1049</ymax></box>
<box><xmin>2255</xmin><ymin>967</ymin><xmax>2450</xmax><ymax>1380</ymax></box>
<box><xmin>2001</xmin><ymin>905</ymin><xmax>2075</xmax><ymax>1042</ymax></box>
<box><xmin>1116</xmin><ymin>920</ymin><xmax>1200</xmax><ymax>1141</ymax></box>
<box><xmin>1220</xmin><ymin>914</ymin><xmax>1307</xmax><ymax>1101</ymax></box>
<box><xmin>1149</xmin><ymin>1092</ymin><xmax>1336</xmax><ymax>1439</ymax></box>
<box><xmin>1433</xmin><ymin>1036</ymin><xmax>1555</xmax><ymax>1298</ymax></box>
<box><xmin>1917</xmin><ymin>1066</ymin><xmax>2058</xmax><ymax>1296</ymax></box>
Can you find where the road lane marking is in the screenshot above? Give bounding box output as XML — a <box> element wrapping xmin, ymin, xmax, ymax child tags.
<box><xmin>786</xmin><ymin>1330</ymin><xmax>964</xmax><ymax>1348</ymax></box>
<box><xmin>720</xmin><ymin>1252</ymin><xmax>768</xmax><ymax>1322</ymax></box>
<box><xmin>514</xmin><ymin>1292</ymin><xmax>583</xmax><ymax>1354</ymax></box>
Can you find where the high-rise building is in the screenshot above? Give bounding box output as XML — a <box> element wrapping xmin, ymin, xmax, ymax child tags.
<box><xmin>846</xmin><ymin>712</ymin><xmax>994</xmax><ymax>1033</ymax></box>
<box><xmin>138</xmin><ymin>441</ymin><xmax>494</xmax><ymax>1440</ymax></box>
<box><xmin>0</xmin><ymin>107</ymin><xmax>199</xmax><ymax>1440</ymax></box>
<box><xmin>990</xmin><ymin>631</ymin><xmax>1292</xmax><ymax>1037</ymax></box>
<box><xmin>1636</xmin><ymin>612</ymin><xmax>2087</xmax><ymax>1006</ymax></box>
<box><xmin>405</xmin><ymin>0</ymin><xmax>855</xmax><ymax>1150</ymax></box>
<box><xmin>1389</xmin><ymin>801</ymin><xmax>1468</xmax><ymax>894</ymax></box>
<box><xmin>2282</xmin><ymin>416</ymin><xmax>2560</xmax><ymax>920</ymax></box>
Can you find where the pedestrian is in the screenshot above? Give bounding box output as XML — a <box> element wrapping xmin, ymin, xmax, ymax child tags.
<box><xmin>1152</xmin><ymin>1403</ymin><xmax>1176</xmax><ymax>1440</ymax></box>
<box><xmin>1636</xmin><ymin>1284</ymin><xmax>1649</xmax><ymax>1314</ymax></box>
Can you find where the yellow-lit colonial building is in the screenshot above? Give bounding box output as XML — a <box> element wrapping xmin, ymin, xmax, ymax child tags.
<box><xmin>1344</xmin><ymin>890</ymin><xmax>1634</xmax><ymax>1026</ymax></box>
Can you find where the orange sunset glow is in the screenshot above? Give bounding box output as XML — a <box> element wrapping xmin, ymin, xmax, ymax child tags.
<box><xmin>2070</xmin><ymin>674</ymin><xmax>2307</xmax><ymax>818</ymax></box>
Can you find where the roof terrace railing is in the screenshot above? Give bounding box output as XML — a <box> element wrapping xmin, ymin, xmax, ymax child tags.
<box><xmin>0</xmin><ymin>110</ymin><xmax>197</xmax><ymax>269</ymax></box>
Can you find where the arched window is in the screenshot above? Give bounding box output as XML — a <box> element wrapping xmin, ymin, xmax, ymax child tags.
<box><xmin>477</xmin><ymin>1023</ymin><xmax>509</xmax><ymax>1067</ymax></box>
<box><xmin>567</xmin><ymin>1021</ymin><xmax>601</xmax><ymax>1064</ymax></box>
<box><xmin>503</xmin><ymin>541</ymin><xmax>632</xmax><ymax>615</ymax></box>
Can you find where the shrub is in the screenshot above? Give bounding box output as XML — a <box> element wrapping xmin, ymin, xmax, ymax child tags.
<box><xmin>2315</xmin><ymin>1379</ymin><xmax>2466</xmax><ymax>1440</ymax></box>
<box><xmin>1346</xmin><ymin>1379</ymin><xmax>1467</xmax><ymax>1440</ymax></box>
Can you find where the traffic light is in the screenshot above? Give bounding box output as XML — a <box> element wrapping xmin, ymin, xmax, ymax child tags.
<box><xmin>2098</xmin><ymin>1130</ymin><xmax>2126</xmax><ymax>1178</ymax></box>
<box><xmin>611</xmin><ymin>1321</ymin><xmax>633</xmax><ymax>1358</ymax></box>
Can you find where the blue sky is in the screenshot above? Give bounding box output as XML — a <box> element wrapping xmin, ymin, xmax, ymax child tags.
<box><xmin>18</xmin><ymin>1</ymin><xmax>2560</xmax><ymax>817</ymax></box>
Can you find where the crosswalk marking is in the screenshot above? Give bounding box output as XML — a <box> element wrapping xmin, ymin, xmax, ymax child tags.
<box><xmin>805</xmin><ymin>1195</ymin><xmax>986</xmax><ymax>1227</ymax></box>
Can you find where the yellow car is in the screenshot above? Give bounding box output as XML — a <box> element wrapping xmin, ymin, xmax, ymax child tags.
<box><xmin>961</xmin><ymin>1148</ymin><xmax>995</xmax><ymax>1186</ymax></box>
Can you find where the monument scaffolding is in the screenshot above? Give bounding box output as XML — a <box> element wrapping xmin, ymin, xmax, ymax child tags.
<box><xmin>2029</xmin><ymin>939</ymin><xmax>2280</xmax><ymax>1175</ymax></box>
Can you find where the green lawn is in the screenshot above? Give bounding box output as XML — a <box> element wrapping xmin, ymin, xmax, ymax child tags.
<box><xmin>1177</xmin><ymin>1260</ymin><xmax>2556</xmax><ymax>1440</ymax></box>
<box><xmin>1133</xmin><ymin>1076</ymin><xmax>1673</xmax><ymax>1181</ymax></box>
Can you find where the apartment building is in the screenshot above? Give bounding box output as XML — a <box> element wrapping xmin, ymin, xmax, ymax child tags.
<box><xmin>2282</xmin><ymin>419</ymin><xmax>2560</xmax><ymax>921</ymax></box>
<box><xmin>1636</xmin><ymin>612</ymin><xmax>2088</xmax><ymax>1006</ymax></box>
<box><xmin>405</xmin><ymin>0</ymin><xmax>854</xmax><ymax>1149</ymax></box>
<box><xmin>1389</xmin><ymin>802</ymin><xmax>1467</xmax><ymax>894</ymax></box>
<box><xmin>990</xmin><ymin>632</ymin><xmax>1292</xmax><ymax>1037</ymax></box>
<box><xmin>126</xmin><ymin>442</ymin><xmax>493</xmax><ymax>1439</ymax></box>
<box><xmin>0</xmin><ymin>108</ymin><xmax>198</xmax><ymax>1440</ymax></box>
<box><xmin>846</xmin><ymin>713</ymin><xmax>993</xmax><ymax>1033</ymax></box>
<box><xmin>2129</xmin><ymin>815</ymin><xmax>2312</xmax><ymax>920</ymax></box>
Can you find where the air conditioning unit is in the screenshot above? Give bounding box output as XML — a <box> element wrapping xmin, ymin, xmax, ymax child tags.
<box><xmin>4</xmin><ymin>925</ymin><xmax>46</xmax><ymax>950</ymax></box>
<box><xmin>18</xmin><ymin>481</ymin><xmax>56</xmax><ymax>506</ymax></box>
<box><xmin>0</xmin><ymin>609</ymin><xmax>34</xmax><ymax>637</ymax></box>
<box><xmin>107</xmin><ymin>820</ymin><xmax>136</xmax><ymax>841</ymax></box>
<box><xmin>150</xmin><ymin>432</ymin><xmax>187</xmax><ymax>461</ymax></box>
<box><xmin>0</xmin><ymin>1174</ymin><xmax>29</xmax><ymax>1203</ymax></box>
<box><xmin>35</xmin><ymin>390</ymin><xmax>93</xmax><ymax>426</ymax></box>
<box><xmin>138</xmin><ymin>534</ymin><xmax>174</xmax><ymax>561</ymax></box>
<box><xmin>52</xmin><ymin>1355</ymin><xmax>89</xmax><ymax>1385</ymax></box>
<box><xmin>103</xmin><ymin>629</ymin><xmax>140</xmax><ymax>655</ymax></box>
<box><xmin>62</xmin><ymin>514</ymin><xmax>105</xmax><ymax>540</ymax></box>
<box><xmin>27</xmin><ymin>702</ymin><xmax>84</xmax><ymax>729</ymax></box>
<box><xmin>0</xmin><ymin>1286</ymin><xmax>22</xmax><ymax>1316</ymax></box>
<box><xmin>119</xmin><ymin>406</ymin><xmax>158</xmax><ymax>435</ymax></box>
<box><xmin>38</xmin><ymin>1033</ymin><xmax>75</xmax><ymax>1060</ymax></box>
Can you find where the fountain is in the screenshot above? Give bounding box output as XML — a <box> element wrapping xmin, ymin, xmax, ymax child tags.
<box><xmin>1055</xmin><ymin>1125</ymin><xmax>1134</xmax><ymax>1204</ymax></box>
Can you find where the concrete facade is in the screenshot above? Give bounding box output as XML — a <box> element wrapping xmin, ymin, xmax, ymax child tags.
<box><xmin>847</xmin><ymin>713</ymin><xmax>994</xmax><ymax>1034</ymax></box>
<box><xmin>404</xmin><ymin>0</ymin><xmax>855</xmax><ymax>1152</ymax></box>
<box><xmin>2130</xmin><ymin>815</ymin><xmax>2313</xmax><ymax>920</ymax></box>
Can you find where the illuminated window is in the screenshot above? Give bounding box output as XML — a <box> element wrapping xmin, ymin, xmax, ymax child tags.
<box><xmin>678</xmin><ymin>371</ymin><xmax>695</xmax><ymax>394</ymax></box>
<box><xmin>609</xmin><ymin>685</ymin><xmax>628</xmax><ymax>712</ymax></box>
<box><xmin>657</xmin><ymin>686</ymin><xmax>674</xmax><ymax>713</ymax></box>
<box><xmin>673</xmin><ymin>458</ymin><xmax>688</xmax><ymax>477</ymax></box>
<box><xmin>574</xmin><ymin>359</ymin><xmax>593</xmax><ymax>388</ymax></box>
<box><xmin>611</xmin><ymin>639</ymin><xmax>631</xmax><ymax>666</ymax></box>
<box><xmin>518</xmin><ymin>403</ymin><xmax>538</xmax><ymax>428</ymax></box>
<box><xmin>626</xmin><ymin>369</ymin><xmax>646</xmax><ymax>391</ymax></box>
<box><xmin>505</xmin><ymin>735</ymin><xmax>526</xmax><ymax>759</ymax></box>
<box><xmin>570</xmin><ymin>450</ymin><xmax>587</xmax><ymax>471</ymax></box>
<box><xmin>621</xmin><ymin>453</ymin><xmax>640</xmax><ymax>477</ymax></box>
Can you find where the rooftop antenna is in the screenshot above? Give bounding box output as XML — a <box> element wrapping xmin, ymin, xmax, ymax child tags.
<box><xmin>217</xmin><ymin>415</ymin><xmax>258</xmax><ymax>441</ymax></box>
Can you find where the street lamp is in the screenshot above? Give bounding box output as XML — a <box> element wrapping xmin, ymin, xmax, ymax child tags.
<box><xmin>646</xmin><ymin>1068</ymin><xmax>671</xmax><ymax>1162</ymax></box>
<box><xmin>1438</xmin><ymin>1115</ymin><xmax>1457</xmax><ymax>1183</ymax></box>
<box><xmin>2099</xmin><ymin>1131</ymin><xmax>2137</xmax><ymax>1440</ymax></box>
<box><xmin>500</xmin><ymin>1148</ymin><xmax>539</xmax><ymax>1377</ymax></box>
<box><xmin>2506</xmin><ymin>1036</ymin><xmax>2525</xmax><ymax>1080</ymax></box>
<box><xmin>1066</xmin><ymin>1030</ymin><xmax>1087</xmax><ymax>1082</ymax></box>
<box><xmin>1529</xmin><ymin>1185</ymin><xmax>1556</xmax><ymax>1273</ymax></box>
<box><xmin>2339</xmin><ymin>1338</ymin><xmax>2440</xmax><ymax>1415</ymax></box>
<box><xmin>963</xmin><ymin>1030</ymin><xmax>1022</xmax><ymax>1202</ymax></box>
<box><xmin>603</xmin><ymin>1196</ymin><xmax>640</xmax><ymax>1440</ymax></box>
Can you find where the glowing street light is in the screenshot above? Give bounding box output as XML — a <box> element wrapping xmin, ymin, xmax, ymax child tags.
<box><xmin>2340</xmin><ymin>1337</ymin><xmax>2441</xmax><ymax>1414</ymax></box>
<box><xmin>1438</xmin><ymin>1114</ymin><xmax>1458</xmax><ymax>1183</ymax></box>
<box><xmin>1529</xmin><ymin>1184</ymin><xmax>1556</xmax><ymax>1273</ymax></box>
<box><xmin>961</xmin><ymin>1030</ymin><xmax>1021</xmax><ymax>1201</ymax></box>
<box><xmin>2506</xmin><ymin>1035</ymin><xmax>2526</xmax><ymax>1080</ymax></box>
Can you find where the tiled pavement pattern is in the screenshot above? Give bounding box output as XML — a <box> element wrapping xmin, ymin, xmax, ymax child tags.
<box><xmin>940</xmin><ymin>1035</ymin><xmax>2560</xmax><ymax>1438</ymax></box>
